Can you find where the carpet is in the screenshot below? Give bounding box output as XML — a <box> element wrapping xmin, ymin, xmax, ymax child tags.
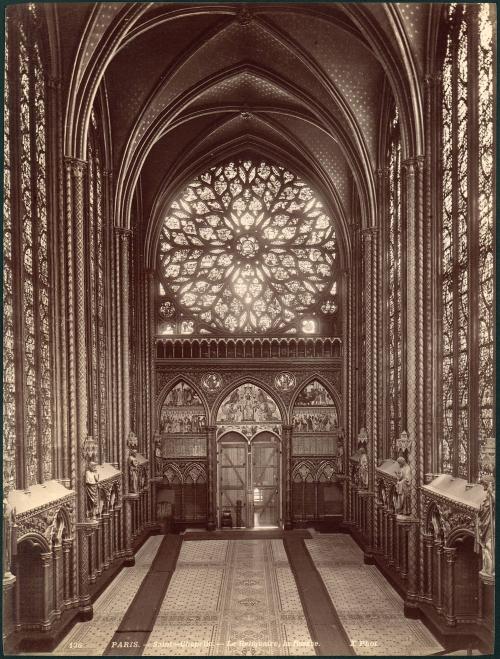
<box><xmin>53</xmin><ymin>536</ymin><xmax>164</xmax><ymax>656</ymax></box>
<box><xmin>284</xmin><ymin>535</ymin><xmax>353</xmax><ymax>656</ymax></box>
<box><xmin>182</xmin><ymin>529</ymin><xmax>312</xmax><ymax>541</ymax></box>
<box><xmin>143</xmin><ymin>539</ymin><xmax>316</xmax><ymax>656</ymax></box>
<box><xmin>306</xmin><ymin>535</ymin><xmax>445</xmax><ymax>656</ymax></box>
<box><xmin>104</xmin><ymin>534</ymin><xmax>182</xmax><ymax>655</ymax></box>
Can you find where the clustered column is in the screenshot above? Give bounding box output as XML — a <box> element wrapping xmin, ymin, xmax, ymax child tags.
<box><xmin>361</xmin><ymin>227</ymin><xmax>379</xmax><ymax>558</ymax></box>
<box><xmin>206</xmin><ymin>426</ymin><xmax>217</xmax><ymax>530</ymax></box>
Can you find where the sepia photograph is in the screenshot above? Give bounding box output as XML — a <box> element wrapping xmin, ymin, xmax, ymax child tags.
<box><xmin>2</xmin><ymin>2</ymin><xmax>495</xmax><ymax>656</ymax></box>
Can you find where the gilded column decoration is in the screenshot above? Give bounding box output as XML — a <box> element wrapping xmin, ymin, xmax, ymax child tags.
<box><xmin>444</xmin><ymin>547</ymin><xmax>457</xmax><ymax>625</ymax></box>
<box><xmin>402</xmin><ymin>156</ymin><xmax>425</xmax><ymax>615</ymax></box>
<box><xmin>282</xmin><ymin>425</ymin><xmax>293</xmax><ymax>529</ymax></box>
<box><xmin>423</xmin><ymin>532</ymin><xmax>433</xmax><ymax>600</ymax></box>
<box><xmin>361</xmin><ymin>227</ymin><xmax>378</xmax><ymax>556</ymax></box>
<box><xmin>40</xmin><ymin>552</ymin><xmax>52</xmax><ymax>624</ymax></box>
<box><xmin>423</xmin><ymin>74</ymin><xmax>441</xmax><ymax>478</ymax></box>
<box><xmin>146</xmin><ymin>269</ymin><xmax>157</xmax><ymax>523</ymax></box>
<box><xmin>62</xmin><ymin>538</ymin><xmax>72</xmax><ymax>604</ymax></box>
<box><xmin>119</xmin><ymin>228</ymin><xmax>132</xmax><ymax>476</ymax></box>
<box><xmin>206</xmin><ymin>426</ymin><xmax>217</xmax><ymax>530</ymax></box>
<box><xmin>113</xmin><ymin>228</ymin><xmax>123</xmax><ymax>468</ymax></box>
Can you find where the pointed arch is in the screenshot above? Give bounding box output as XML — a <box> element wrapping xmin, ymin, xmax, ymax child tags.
<box><xmin>289</xmin><ymin>374</ymin><xmax>341</xmax><ymax>425</ymax></box>
<box><xmin>212</xmin><ymin>377</ymin><xmax>286</xmax><ymax>426</ymax></box>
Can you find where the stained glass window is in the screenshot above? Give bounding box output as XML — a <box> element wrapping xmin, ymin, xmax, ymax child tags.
<box><xmin>87</xmin><ymin>110</ymin><xmax>108</xmax><ymax>461</ymax></box>
<box><xmin>158</xmin><ymin>159</ymin><xmax>338</xmax><ymax>334</ymax></box>
<box><xmin>439</xmin><ymin>4</ymin><xmax>494</xmax><ymax>480</ymax></box>
<box><xmin>3</xmin><ymin>26</ymin><xmax>16</xmax><ymax>490</ymax></box>
<box><xmin>477</xmin><ymin>4</ymin><xmax>494</xmax><ymax>479</ymax></box>
<box><xmin>4</xmin><ymin>7</ymin><xmax>53</xmax><ymax>488</ymax></box>
<box><xmin>387</xmin><ymin>108</ymin><xmax>402</xmax><ymax>453</ymax></box>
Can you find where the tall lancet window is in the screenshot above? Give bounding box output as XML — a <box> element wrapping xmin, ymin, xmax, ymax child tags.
<box><xmin>477</xmin><ymin>4</ymin><xmax>494</xmax><ymax>479</ymax></box>
<box><xmin>86</xmin><ymin>109</ymin><xmax>108</xmax><ymax>461</ymax></box>
<box><xmin>387</xmin><ymin>108</ymin><xmax>402</xmax><ymax>452</ymax></box>
<box><xmin>3</xmin><ymin>5</ymin><xmax>52</xmax><ymax>488</ymax></box>
<box><xmin>439</xmin><ymin>4</ymin><xmax>494</xmax><ymax>480</ymax></box>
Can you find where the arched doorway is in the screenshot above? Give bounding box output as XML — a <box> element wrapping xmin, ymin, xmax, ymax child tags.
<box><xmin>216</xmin><ymin>383</ymin><xmax>282</xmax><ymax>528</ymax></box>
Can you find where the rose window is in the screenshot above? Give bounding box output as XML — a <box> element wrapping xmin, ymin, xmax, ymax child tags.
<box><xmin>158</xmin><ymin>159</ymin><xmax>338</xmax><ymax>333</ymax></box>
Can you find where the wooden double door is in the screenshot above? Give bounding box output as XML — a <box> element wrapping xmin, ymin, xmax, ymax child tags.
<box><xmin>218</xmin><ymin>432</ymin><xmax>280</xmax><ymax>528</ymax></box>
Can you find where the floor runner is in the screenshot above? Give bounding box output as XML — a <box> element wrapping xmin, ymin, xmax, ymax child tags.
<box><xmin>53</xmin><ymin>536</ymin><xmax>164</xmax><ymax>656</ymax></box>
<box><xmin>104</xmin><ymin>534</ymin><xmax>182</xmax><ymax>655</ymax></box>
<box><xmin>284</xmin><ymin>535</ymin><xmax>353</xmax><ymax>656</ymax></box>
<box><xmin>306</xmin><ymin>535</ymin><xmax>445</xmax><ymax>656</ymax></box>
<box><xmin>182</xmin><ymin>529</ymin><xmax>311</xmax><ymax>541</ymax></box>
<box><xmin>143</xmin><ymin>539</ymin><xmax>316</xmax><ymax>656</ymax></box>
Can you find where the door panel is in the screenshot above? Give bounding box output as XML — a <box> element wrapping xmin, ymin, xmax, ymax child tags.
<box><xmin>252</xmin><ymin>443</ymin><xmax>279</xmax><ymax>527</ymax></box>
<box><xmin>219</xmin><ymin>444</ymin><xmax>247</xmax><ymax>527</ymax></box>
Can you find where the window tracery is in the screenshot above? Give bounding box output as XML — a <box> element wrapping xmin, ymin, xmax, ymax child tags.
<box><xmin>86</xmin><ymin>109</ymin><xmax>108</xmax><ymax>461</ymax></box>
<box><xmin>3</xmin><ymin>7</ymin><xmax>52</xmax><ymax>488</ymax></box>
<box><xmin>387</xmin><ymin>108</ymin><xmax>402</xmax><ymax>452</ymax></box>
<box><xmin>439</xmin><ymin>4</ymin><xmax>494</xmax><ymax>480</ymax></box>
<box><xmin>158</xmin><ymin>160</ymin><xmax>338</xmax><ymax>334</ymax></box>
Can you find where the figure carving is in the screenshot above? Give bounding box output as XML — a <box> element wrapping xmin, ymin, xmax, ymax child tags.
<box><xmin>395</xmin><ymin>456</ymin><xmax>411</xmax><ymax>516</ymax></box>
<box><xmin>154</xmin><ymin>437</ymin><xmax>162</xmax><ymax>476</ymax></box>
<box><xmin>359</xmin><ymin>448</ymin><xmax>368</xmax><ymax>488</ymax></box>
<box><xmin>128</xmin><ymin>448</ymin><xmax>139</xmax><ymax>494</ymax></box>
<box><xmin>3</xmin><ymin>494</ymin><xmax>17</xmax><ymax>581</ymax></box>
<box><xmin>476</xmin><ymin>478</ymin><xmax>495</xmax><ymax>581</ymax></box>
<box><xmin>85</xmin><ymin>462</ymin><xmax>100</xmax><ymax>519</ymax></box>
<box><xmin>336</xmin><ymin>433</ymin><xmax>345</xmax><ymax>475</ymax></box>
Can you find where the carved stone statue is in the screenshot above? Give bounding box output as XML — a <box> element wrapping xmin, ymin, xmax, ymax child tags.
<box><xmin>336</xmin><ymin>437</ymin><xmax>345</xmax><ymax>475</ymax></box>
<box><xmin>128</xmin><ymin>448</ymin><xmax>139</xmax><ymax>494</ymax></box>
<box><xmin>154</xmin><ymin>438</ymin><xmax>162</xmax><ymax>476</ymax></box>
<box><xmin>359</xmin><ymin>448</ymin><xmax>368</xmax><ymax>488</ymax></box>
<box><xmin>395</xmin><ymin>456</ymin><xmax>411</xmax><ymax>516</ymax></box>
<box><xmin>3</xmin><ymin>494</ymin><xmax>17</xmax><ymax>581</ymax></box>
<box><xmin>476</xmin><ymin>479</ymin><xmax>495</xmax><ymax>581</ymax></box>
<box><xmin>85</xmin><ymin>462</ymin><xmax>100</xmax><ymax>519</ymax></box>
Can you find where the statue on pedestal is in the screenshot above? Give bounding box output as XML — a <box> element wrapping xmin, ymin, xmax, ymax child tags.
<box><xmin>3</xmin><ymin>493</ymin><xmax>17</xmax><ymax>582</ymax></box>
<box><xmin>85</xmin><ymin>462</ymin><xmax>100</xmax><ymax>519</ymax></box>
<box><xmin>476</xmin><ymin>478</ymin><xmax>495</xmax><ymax>581</ymax></box>
<box><xmin>359</xmin><ymin>448</ymin><xmax>369</xmax><ymax>489</ymax></box>
<box><xmin>395</xmin><ymin>456</ymin><xmax>411</xmax><ymax>516</ymax></box>
<box><xmin>154</xmin><ymin>437</ymin><xmax>162</xmax><ymax>476</ymax></box>
<box><xmin>128</xmin><ymin>448</ymin><xmax>139</xmax><ymax>494</ymax></box>
<box><xmin>336</xmin><ymin>429</ymin><xmax>345</xmax><ymax>475</ymax></box>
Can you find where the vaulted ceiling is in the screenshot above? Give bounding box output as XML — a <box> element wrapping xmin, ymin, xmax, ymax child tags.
<box><xmin>57</xmin><ymin>3</ymin><xmax>429</xmax><ymax>257</ymax></box>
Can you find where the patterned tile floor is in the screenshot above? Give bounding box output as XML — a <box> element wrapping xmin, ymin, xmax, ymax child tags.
<box><xmin>52</xmin><ymin>536</ymin><xmax>164</xmax><ymax>656</ymax></box>
<box><xmin>143</xmin><ymin>539</ymin><xmax>316</xmax><ymax>656</ymax></box>
<box><xmin>306</xmin><ymin>535</ymin><xmax>444</xmax><ymax>656</ymax></box>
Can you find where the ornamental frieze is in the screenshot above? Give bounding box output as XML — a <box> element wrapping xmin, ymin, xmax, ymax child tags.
<box><xmin>421</xmin><ymin>490</ymin><xmax>477</xmax><ymax>541</ymax></box>
<box><xmin>156</xmin><ymin>367</ymin><xmax>341</xmax><ymax>405</ymax></box>
<box><xmin>16</xmin><ymin>495</ymin><xmax>76</xmax><ymax>541</ymax></box>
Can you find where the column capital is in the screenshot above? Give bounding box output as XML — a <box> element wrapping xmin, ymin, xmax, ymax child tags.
<box><xmin>361</xmin><ymin>226</ymin><xmax>379</xmax><ymax>238</ymax></box>
<box><xmin>424</xmin><ymin>72</ymin><xmax>442</xmax><ymax>87</ymax></box>
<box><xmin>376</xmin><ymin>167</ymin><xmax>390</xmax><ymax>180</ymax></box>
<box><xmin>443</xmin><ymin>546</ymin><xmax>457</xmax><ymax>563</ymax></box>
<box><xmin>40</xmin><ymin>552</ymin><xmax>52</xmax><ymax>567</ymax></box>
<box><xmin>65</xmin><ymin>157</ymin><xmax>88</xmax><ymax>178</ymax></box>
<box><xmin>401</xmin><ymin>155</ymin><xmax>425</xmax><ymax>172</ymax></box>
<box><xmin>114</xmin><ymin>226</ymin><xmax>133</xmax><ymax>239</ymax></box>
<box><xmin>47</xmin><ymin>76</ymin><xmax>61</xmax><ymax>90</ymax></box>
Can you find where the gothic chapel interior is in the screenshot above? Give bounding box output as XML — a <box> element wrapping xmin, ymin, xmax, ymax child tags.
<box><xmin>2</xmin><ymin>2</ymin><xmax>495</xmax><ymax>656</ymax></box>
